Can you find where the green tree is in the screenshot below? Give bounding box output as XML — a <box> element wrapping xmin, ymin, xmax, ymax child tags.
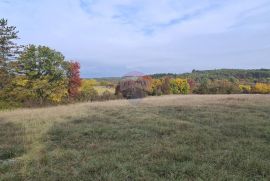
<box><xmin>16</xmin><ymin>45</ymin><xmax>69</xmax><ymax>104</ymax></box>
<box><xmin>17</xmin><ymin>45</ymin><xmax>68</xmax><ymax>80</ymax></box>
<box><xmin>0</xmin><ymin>18</ymin><xmax>22</xmax><ymax>89</ymax></box>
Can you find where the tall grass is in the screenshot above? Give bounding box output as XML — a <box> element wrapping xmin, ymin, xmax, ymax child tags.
<box><xmin>0</xmin><ymin>95</ymin><xmax>270</xmax><ymax>180</ymax></box>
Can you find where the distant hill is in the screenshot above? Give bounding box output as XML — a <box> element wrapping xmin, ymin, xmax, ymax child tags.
<box><xmin>150</xmin><ymin>69</ymin><xmax>270</xmax><ymax>83</ymax></box>
<box><xmin>91</xmin><ymin>69</ymin><xmax>270</xmax><ymax>84</ymax></box>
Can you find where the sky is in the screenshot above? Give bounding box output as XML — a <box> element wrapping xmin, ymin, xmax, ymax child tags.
<box><xmin>1</xmin><ymin>0</ymin><xmax>270</xmax><ymax>78</ymax></box>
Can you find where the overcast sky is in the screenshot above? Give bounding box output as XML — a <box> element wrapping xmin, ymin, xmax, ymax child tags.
<box><xmin>1</xmin><ymin>0</ymin><xmax>270</xmax><ymax>77</ymax></box>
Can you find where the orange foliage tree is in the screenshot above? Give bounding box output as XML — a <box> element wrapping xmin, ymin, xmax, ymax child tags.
<box><xmin>68</xmin><ymin>61</ymin><xmax>82</xmax><ymax>100</ymax></box>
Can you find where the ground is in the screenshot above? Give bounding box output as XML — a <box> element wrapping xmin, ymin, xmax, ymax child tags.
<box><xmin>0</xmin><ymin>95</ymin><xmax>270</xmax><ymax>180</ymax></box>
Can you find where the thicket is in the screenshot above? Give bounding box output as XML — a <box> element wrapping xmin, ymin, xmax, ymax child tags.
<box><xmin>116</xmin><ymin>76</ymin><xmax>190</xmax><ymax>98</ymax></box>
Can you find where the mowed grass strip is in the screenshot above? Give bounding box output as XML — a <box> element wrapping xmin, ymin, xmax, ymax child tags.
<box><xmin>0</xmin><ymin>95</ymin><xmax>270</xmax><ymax>180</ymax></box>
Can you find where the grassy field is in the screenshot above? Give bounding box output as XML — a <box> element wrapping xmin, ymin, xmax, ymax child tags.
<box><xmin>0</xmin><ymin>95</ymin><xmax>270</xmax><ymax>180</ymax></box>
<box><xmin>94</xmin><ymin>86</ymin><xmax>115</xmax><ymax>95</ymax></box>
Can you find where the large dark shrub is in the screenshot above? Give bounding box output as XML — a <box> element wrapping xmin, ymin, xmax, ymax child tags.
<box><xmin>116</xmin><ymin>76</ymin><xmax>152</xmax><ymax>99</ymax></box>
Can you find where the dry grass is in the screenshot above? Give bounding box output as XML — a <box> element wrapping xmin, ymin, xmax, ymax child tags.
<box><xmin>0</xmin><ymin>94</ymin><xmax>270</xmax><ymax>180</ymax></box>
<box><xmin>94</xmin><ymin>86</ymin><xmax>115</xmax><ymax>95</ymax></box>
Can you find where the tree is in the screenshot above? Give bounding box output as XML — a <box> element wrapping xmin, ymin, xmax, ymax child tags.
<box><xmin>67</xmin><ymin>61</ymin><xmax>81</xmax><ymax>100</ymax></box>
<box><xmin>3</xmin><ymin>76</ymin><xmax>33</xmax><ymax>103</ymax></box>
<box><xmin>194</xmin><ymin>78</ymin><xmax>209</xmax><ymax>94</ymax></box>
<box><xmin>170</xmin><ymin>78</ymin><xmax>190</xmax><ymax>94</ymax></box>
<box><xmin>239</xmin><ymin>84</ymin><xmax>251</xmax><ymax>94</ymax></box>
<box><xmin>16</xmin><ymin>45</ymin><xmax>69</xmax><ymax>104</ymax></box>
<box><xmin>116</xmin><ymin>76</ymin><xmax>152</xmax><ymax>99</ymax></box>
<box><xmin>17</xmin><ymin>45</ymin><xmax>68</xmax><ymax>80</ymax></box>
<box><xmin>188</xmin><ymin>79</ymin><xmax>196</xmax><ymax>93</ymax></box>
<box><xmin>0</xmin><ymin>18</ymin><xmax>22</xmax><ymax>89</ymax></box>
<box><xmin>252</xmin><ymin>83</ymin><xmax>270</xmax><ymax>94</ymax></box>
<box><xmin>194</xmin><ymin>79</ymin><xmax>240</xmax><ymax>94</ymax></box>
<box><xmin>152</xmin><ymin>79</ymin><xmax>162</xmax><ymax>95</ymax></box>
<box><xmin>31</xmin><ymin>77</ymin><xmax>68</xmax><ymax>104</ymax></box>
<box><xmin>161</xmin><ymin>77</ymin><xmax>171</xmax><ymax>95</ymax></box>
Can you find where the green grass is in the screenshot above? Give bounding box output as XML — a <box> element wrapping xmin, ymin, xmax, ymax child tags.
<box><xmin>0</xmin><ymin>95</ymin><xmax>270</xmax><ymax>180</ymax></box>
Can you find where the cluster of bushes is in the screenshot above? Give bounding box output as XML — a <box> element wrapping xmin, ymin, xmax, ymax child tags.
<box><xmin>115</xmin><ymin>76</ymin><xmax>190</xmax><ymax>99</ymax></box>
<box><xmin>193</xmin><ymin>80</ymin><xmax>241</xmax><ymax>94</ymax></box>
<box><xmin>78</xmin><ymin>79</ymin><xmax>119</xmax><ymax>102</ymax></box>
<box><xmin>249</xmin><ymin>83</ymin><xmax>270</xmax><ymax>94</ymax></box>
<box><xmin>190</xmin><ymin>80</ymin><xmax>270</xmax><ymax>94</ymax></box>
<box><xmin>116</xmin><ymin>75</ymin><xmax>270</xmax><ymax>99</ymax></box>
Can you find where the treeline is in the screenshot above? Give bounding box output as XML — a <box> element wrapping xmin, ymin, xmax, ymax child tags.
<box><xmin>0</xmin><ymin>19</ymin><xmax>82</xmax><ymax>108</ymax></box>
<box><xmin>115</xmin><ymin>75</ymin><xmax>270</xmax><ymax>99</ymax></box>
<box><xmin>151</xmin><ymin>69</ymin><xmax>270</xmax><ymax>83</ymax></box>
<box><xmin>0</xmin><ymin>19</ymin><xmax>117</xmax><ymax>109</ymax></box>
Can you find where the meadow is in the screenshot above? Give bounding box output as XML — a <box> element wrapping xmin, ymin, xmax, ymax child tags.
<box><xmin>94</xmin><ymin>86</ymin><xmax>115</xmax><ymax>95</ymax></box>
<box><xmin>0</xmin><ymin>95</ymin><xmax>270</xmax><ymax>180</ymax></box>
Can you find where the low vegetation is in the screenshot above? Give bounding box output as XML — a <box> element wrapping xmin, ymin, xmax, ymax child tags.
<box><xmin>0</xmin><ymin>95</ymin><xmax>270</xmax><ymax>180</ymax></box>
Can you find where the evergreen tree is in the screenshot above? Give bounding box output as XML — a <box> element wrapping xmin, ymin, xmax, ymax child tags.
<box><xmin>0</xmin><ymin>18</ymin><xmax>22</xmax><ymax>89</ymax></box>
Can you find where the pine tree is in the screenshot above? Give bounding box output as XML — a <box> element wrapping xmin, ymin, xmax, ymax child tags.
<box><xmin>0</xmin><ymin>18</ymin><xmax>22</xmax><ymax>89</ymax></box>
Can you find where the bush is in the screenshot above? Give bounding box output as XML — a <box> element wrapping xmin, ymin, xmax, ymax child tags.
<box><xmin>80</xmin><ymin>87</ymin><xmax>98</xmax><ymax>102</ymax></box>
<box><xmin>239</xmin><ymin>84</ymin><xmax>251</xmax><ymax>94</ymax></box>
<box><xmin>194</xmin><ymin>80</ymin><xmax>241</xmax><ymax>94</ymax></box>
<box><xmin>252</xmin><ymin>83</ymin><xmax>270</xmax><ymax>94</ymax></box>
<box><xmin>116</xmin><ymin>76</ymin><xmax>152</xmax><ymax>99</ymax></box>
<box><xmin>0</xmin><ymin>100</ymin><xmax>22</xmax><ymax>110</ymax></box>
<box><xmin>161</xmin><ymin>77</ymin><xmax>171</xmax><ymax>95</ymax></box>
<box><xmin>151</xmin><ymin>79</ymin><xmax>163</xmax><ymax>96</ymax></box>
<box><xmin>170</xmin><ymin>78</ymin><xmax>190</xmax><ymax>94</ymax></box>
<box><xmin>100</xmin><ymin>90</ymin><xmax>117</xmax><ymax>101</ymax></box>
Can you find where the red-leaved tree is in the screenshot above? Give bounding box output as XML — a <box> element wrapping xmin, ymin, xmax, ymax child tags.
<box><xmin>68</xmin><ymin>61</ymin><xmax>81</xmax><ymax>100</ymax></box>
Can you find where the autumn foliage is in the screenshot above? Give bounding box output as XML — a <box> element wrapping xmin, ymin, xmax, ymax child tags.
<box><xmin>68</xmin><ymin>61</ymin><xmax>82</xmax><ymax>100</ymax></box>
<box><xmin>116</xmin><ymin>76</ymin><xmax>153</xmax><ymax>99</ymax></box>
<box><xmin>252</xmin><ymin>83</ymin><xmax>270</xmax><ymax>94</ymax></box>
<box><xmin>116</xmin><ymin>76</ymin><xmax>191</xmax><ymax>98</ymax></box>
<box><xmin>239</xmin><ymin>84</ymin><xmax>251</xmax><ymax>94</ymax></box>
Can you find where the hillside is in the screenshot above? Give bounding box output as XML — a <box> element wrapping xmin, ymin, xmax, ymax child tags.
<box><xmin>150</xmin><ymin>69</ymin><xmax>270</xmax><ymax>83</ymax></box>
<box><xmin>1</xmin><ymin>95</ymin><xmax>270</xmax><ymax>180</ymax></box>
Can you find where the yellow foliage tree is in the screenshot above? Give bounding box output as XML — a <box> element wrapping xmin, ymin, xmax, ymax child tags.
<box><xmin>170</xmin><ymin>78</ymin><xmax>190</xmax><ymax>94</ymax></box>
<box><xmin>152</xmin><ymin>79</ymin><xmax>163</xmax><ymax>95</ymax></box>
<box><xmin>252</xmin><ymin>83</ymin><xmax>270</xmax><ymax>94</ymax></box>
<box><xmin>8</xmin><ymin>76</ymin><xmax>35</xmax><ymax>102</ymax></box>
<box><xmin>239</xmin><ymin>84</ymin><xmax>251</xmax><ymax>94</ymax></box>
<box><xmin>31</xmin><ymin>77</ymin><xmax>68</xmax><ymax>103</ymax></box>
